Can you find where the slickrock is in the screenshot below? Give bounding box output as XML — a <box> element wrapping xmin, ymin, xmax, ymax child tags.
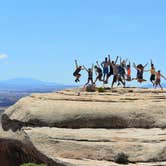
<box><xmin>2</xmin><ymin>88</ymin><xmax>166</xmax><ymax>131</ymax></box>
<box><xmin>1</xmin><ymin>87</ymin><xmax>166</xmax><ymax>165</ymax></box>
<box><xmin>23</xmin><ymin>127</ymin><xmax>166</xmax><ymax>164</ymax></box>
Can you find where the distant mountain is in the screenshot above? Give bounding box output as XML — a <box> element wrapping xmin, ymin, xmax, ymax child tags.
<box><xmin>0</xmin><ymin>78</ymin><xmax>74</xmax><ymax>92</ymax></box>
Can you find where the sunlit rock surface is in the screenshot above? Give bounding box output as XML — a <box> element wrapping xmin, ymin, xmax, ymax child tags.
<box><xmin>2</xmin><ymin>88</ymin><xmax>166</xmax><ymax>130</ymax></box>
<box><xmin>1</xmin><ymin>87</ymin><xmax>166</xmax><ymax>165</ymax></box>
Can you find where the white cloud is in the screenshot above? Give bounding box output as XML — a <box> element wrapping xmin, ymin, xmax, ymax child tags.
<box><xmin>0</xmin><ymin>54</ymin><xmax>8</xmax><ymax>59</ymax></box>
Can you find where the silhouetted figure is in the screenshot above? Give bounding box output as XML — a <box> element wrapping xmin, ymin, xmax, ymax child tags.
<box><xmin>133</xmin><ymin>62</ymin><xmax>148</xmax><ymax>83</ymax></box>
<box><xmin>101</xmin><ymin>57</ymin><xmax>109</xmax><ymax>82</ymax></box>
<box><xmin>73</xmin><ymin>60</ymin><xmax>83</xmax><ymax>82</ymax></box>
<box><xmin>83</xmin><ymin>64</ymin><xmax>94</xmax><ymax>87</ymax></box>
<box><xmin>94</xmin><ymin>61</ymin><xmax>103</xmax><ymax>83</ymax></box>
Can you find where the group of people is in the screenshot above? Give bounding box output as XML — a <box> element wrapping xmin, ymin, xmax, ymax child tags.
<box><xmin>73</xmin><ymin>55</ymin><xmax>166</xmax><ymax>90</ymax></box>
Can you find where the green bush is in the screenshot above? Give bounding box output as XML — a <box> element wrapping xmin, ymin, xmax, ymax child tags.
<box><xmin>114</xmin><ymin>152</ymin><xmax>129</xmax><ymax>164</ymax></box>
<box><xmin>20</xmin><ymin>163</ymin><xmax>46</xmax><ymax>166</ymax></box>
<box><xmin>97</xmin><ymin>87</ymin><xmax>105</xmax><ymax>93</ymax></box>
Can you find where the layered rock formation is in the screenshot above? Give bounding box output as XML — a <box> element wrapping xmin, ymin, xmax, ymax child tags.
<box><xmin>24</xmin><ymin>127</ymin><xmax>166</xmax><ymax>164</ymax></box>
<box><xmin>0</xmin><ymin>129</ymin><xmax>72</xmax><ymax>166</ymax></box>
<box><xmin>2</xmin><ymin>88</ymin><xmax>166</xmax><ymax>131</ymax></box>
<box><xmin>1</xmin><ymin>87</ymin><xmax>166</xmax><ymax>165</ymax></box>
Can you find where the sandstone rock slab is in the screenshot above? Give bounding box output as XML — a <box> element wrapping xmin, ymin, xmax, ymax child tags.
<box><xmin>2</xmin><ymin>88</ymin><xmax>166</xmax><ymax>130</ymax></box>
<box><xmin>23</xmin><ymin>127</ymin><xmax>166</xmax><ymax>163</ymax></box>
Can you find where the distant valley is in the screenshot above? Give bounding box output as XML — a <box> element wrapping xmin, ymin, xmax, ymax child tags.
<box><xmin>0</xmin><ymin>78</ymin><xmax>75</xmax><ymax>113</ymax></box>
<box><xmin>0</xmin><ymin>78</ymin><xmax>72</xmax><ymax>91</ymax></box>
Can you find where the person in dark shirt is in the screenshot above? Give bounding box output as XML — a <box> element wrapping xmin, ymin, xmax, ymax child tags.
<box><xmin>83</xmin><ymin>64</ymin><xmax>94</xmax><ymax>87</ymax></box>
<box><xmin>73</xmin><ymin>60</ymin><xmax>83</xmax><ymax>82</ymax></box>
<box><xmin>105</xmin><ymin>55</ymin><xmax>114</xmax><ymax>84</ymax></box>
<box><xmin>94</xmin><ymin>61</ymin><xmax>103</xmax><ymax>84</ymax></box>
<box><xmin>133</xmin><ymin>62</ymin><xmax>148</xmax><ymax>83</ymax></box>
<box><xmin>101</xmin><ymin>57</ymin><xmax>109</xmax><ymax>82</ymax></box>
<box><xmin>105</xmin><ymin>55</ymin><xmax>119</xmax><ymax>84</ymax></box>
<box><xmin>145</xmin><ymin>60</ymin><xmax>156</xmax><ymax>86</ymax></box>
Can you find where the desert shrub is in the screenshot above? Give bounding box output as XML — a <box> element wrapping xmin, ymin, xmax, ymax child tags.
<box><xmin>97</xmin><ymin>87</ymin><xmax>105</xmax><ymax>93</ymax></box>
<box><xmin>20</xmin><ymin>163</ymin><xmax>46</xmax><ymax>166</ymax></box>
<box><xmin>86</xmin><ymin>84</ymin><xmax>96</xmax><ymax>92</ymax></box>
<box><xmin>114</xmin><ymin>152</ymin><xmax>129</xmax><ymax>164</ymax></box>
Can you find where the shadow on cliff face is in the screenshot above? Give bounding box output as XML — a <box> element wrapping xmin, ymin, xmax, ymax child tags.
<box><xmin>1</xmin><ymin>113</ymin><xmax>157</xmax><ymax>132</ymax></box>
<box><xmin>0</xmin><ymin>138</ymin><xmax>69</xmax><ymax>166</ymax></box>
<box><xmin>1</xmin><ymin>114</ymin><xmax>23</xmax><ymax>132</ymax></box>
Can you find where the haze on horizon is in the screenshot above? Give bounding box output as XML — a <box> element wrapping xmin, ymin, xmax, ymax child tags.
<box><xmin>0</xmin><ymin>0</ymin><xmax>166</xmax><ymax>85</ymax></box>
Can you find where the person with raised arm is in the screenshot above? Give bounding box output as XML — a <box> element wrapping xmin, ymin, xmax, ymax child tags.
<box><xmin>145</xmin><ymin>60</ymin><xmax>156</xmax><ymax>86</ymax></box>
<box><xmin>83</xmin><ymin>64</ymin><xmax>94</xmax><ymax>87</ymax></box>
<box><xmin>101</xmin><ymin>57</ymin><xmax>109</xmax><ymax>82</ymax></box>
<box><xmin>117</xmin><ymin>57</ymin><xmax>126</xmax><ymax>87</ymax></box>
<box><xmin>105</xmin><ymin>54</ymin><xmax>114</xmax><ymax>84</ymax></box>
<box><xmin>110</xmin><ymin>56</ymin><xmax>121</xmax><ymax>88</ymax></box>
<box><xmin>154</xmin><ymin>70</ymin><xmax>166</xmax><ymax>90</ymax></box>
<box><xmin>94</xmin><ymin>61</ymin><xmax>103</xmax><ymax>84</ymax></box>
<box><xmin>73</xmin><ymin>60</ymin><xmax>83</xmax><ymax>82</ymax></box>
<box><xmin>133</xmin><ymin>62</ymin><xmax>148</xmax><ymax>83</ymax></box>
<box><xmin>126</xmin><ymin>61</ymin><xmax>131</xmax><ymax>81</ymax></box>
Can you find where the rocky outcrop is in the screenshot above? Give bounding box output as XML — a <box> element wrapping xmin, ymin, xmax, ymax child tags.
<box><xmin>1</xmin><ymin>87</ymin><xmax>166</xmax><ymax>165</ymax></box>
<box><xmin>2</xmin><ymin>88</ymin><xmax>166</xmax><ymax>131</ymax></box>
<box><xmin>0</xmin><ymin>129</ymin><xmax>72</xmax><ymax>166</ymax></box>
<box><xmin>23</xmin><ymin>127</ymin><xmax>166</xmax><ymax>164</ymax></box>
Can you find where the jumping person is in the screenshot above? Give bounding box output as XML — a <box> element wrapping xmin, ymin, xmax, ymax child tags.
<box><xmin>73</xmin><ymin>60</ymin><xmax>83</xmax><ymax>82</ymax></box>
<box><xmin>145</xmin><ymin>60</ymin><xmax>156</xmax><ymax>86</ymax></box>
<box><xmin>110</xmin><ymin>57</ymin><xmax>120</xmax><ymax>88</ymax></box>
<box><xmin>94</xmin><ymin>61</ymin><xmax>103</xmax><ymax>84</ymax></box>
<box><xmin>83</xmin><ymin>64</ymin><xmax>94</xmax><ymax>87</ymax></box>
<box><xmin>105</xmin><ymin>55</ymin><xmax>114</xmax><ymax>84</ymax></box>
<box><xmin>111</xmin><ymin>62</ymin><xmax>118</xmax><ymax>88</ymax></box>
<box><xmin>133</xmin><ymin>62</ymin><xmax>148</xmax><ymax>83</ymax></box>
<box><xmin>150</xmin><ymin>64</ymin><xmax>156</xmax><ymax>86</ymax></box>
<box><xmin>101</xmin><ymin>57</ymin><xmax>109</xmax><ymax>82</ymax></box>
<box><xmin>154</xmin><ymin>70</ymin><xmax>166</xmax><ymax>90</ymax></box>
<box><xmin>126</xmin><ymin>62</ymin><xmax>131</xmax><ymax>81</ymax></box>
<box><xmin>117</xmin><ymin>57</ymin><xmax>126</xmax><ymax>87</ymax></box>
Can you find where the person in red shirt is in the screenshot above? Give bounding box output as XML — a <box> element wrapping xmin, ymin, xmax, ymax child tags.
<box><xmin>126</xmin><ymin>62</ymin><xmax>131</xmax><ymax>81</ymax></box>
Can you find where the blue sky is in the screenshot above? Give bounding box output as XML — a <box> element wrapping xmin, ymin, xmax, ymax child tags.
<box><xmin>0</xmin><ymin>0</ymin><xmax>166</xmax><ymax>85</ymax></box>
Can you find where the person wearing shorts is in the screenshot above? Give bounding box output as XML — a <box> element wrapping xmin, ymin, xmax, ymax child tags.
<box><xmin>94</xmin><ymin>62</ymin><xmax>103</xmax><ymax>83</ymax></box>
<box><xmin>83</xmin><ymin>65</ymin><xmax>94</xmax><ymax>87</ymax></box>
<box><xmin>126</xmin><ymin>63</ymin><xmax>131</xmax><ymax>81</ymax></box>
<box><xmin>155</xmin><ymin>70</ymin><xmax>166</xmax><ymax>90</ymax></box>
<box><xmin>73</xmin><ymin>60</ymin><xmax>83</xmax><ymax>82</ymax></box>
<box><xmin>101</xmin><ymin>57</ymin><xmax>109</xmax><ymax>82</ymax></box>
